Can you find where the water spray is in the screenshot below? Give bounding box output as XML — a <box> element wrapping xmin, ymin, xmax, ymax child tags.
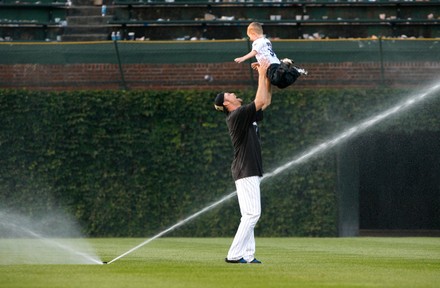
<box><xmin>104</xmin><ymin>82</ymin><xmax>440</xmax><ymax>264</ymax></box>
<box><xmin>263</xmin><ymin>83</ymin><xmax>439</xmax><ymax>180</ymax></box>
<box><xmin>105</xmin><ymin>192</ymin><xmax>237</xmax><ymax>265</ymax></box>
<box><xmin>0</xmin><ymin>213</ymin><xmax>102</xmax><ymax>265</ymax></box>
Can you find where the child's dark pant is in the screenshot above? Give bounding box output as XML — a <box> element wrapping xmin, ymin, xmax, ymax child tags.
<box><xmin>267</xmin><ymin>63</ymin><xmax>300</xmax><ymax>89</ymax></box>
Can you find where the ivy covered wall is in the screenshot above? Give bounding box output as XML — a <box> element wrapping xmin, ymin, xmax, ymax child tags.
<box><xmin>1</xmin><ymin>87</ymin><xmax>439</xmax><ymax>237</ymax></box>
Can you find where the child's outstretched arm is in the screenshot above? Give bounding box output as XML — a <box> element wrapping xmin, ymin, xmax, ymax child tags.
<box><xmin>234</xmin><ymin>50</ymin><xmax>257</xmax><ymax>63</ymax></box>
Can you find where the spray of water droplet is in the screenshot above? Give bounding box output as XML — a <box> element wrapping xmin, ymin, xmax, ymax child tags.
<box><xmin>0</xmin><ymin>210</ymin><xmax>102</xmax><ymax>265</ymax></box>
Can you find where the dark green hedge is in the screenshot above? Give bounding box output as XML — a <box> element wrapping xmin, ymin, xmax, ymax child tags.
<box><xmin>1</xmin><ymin>87</ymin><xmax>439</xmax><ymax>237</ymax></box>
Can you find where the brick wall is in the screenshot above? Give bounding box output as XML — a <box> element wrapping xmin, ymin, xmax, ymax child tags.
<box><xmin>1</xmin><ymin>61</ymin><xmax>439</xmax><ymax>91</ymax></box>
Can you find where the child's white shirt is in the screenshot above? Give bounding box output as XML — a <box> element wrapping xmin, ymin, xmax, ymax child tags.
<box><xmin>252</xmin><ymin>37</ymin><xmax>280</xmax><ymax>64</ymax></box>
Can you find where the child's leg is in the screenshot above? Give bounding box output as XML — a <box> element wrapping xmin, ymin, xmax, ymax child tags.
<box><xmin>266</xmin><ymin>64</ymin><xmax>282</xmax><ymax>87</ymax></box>
<box><xmin>276</xmin><ymin>63</ymin><xmax>307</xmax><ymax>89</ymax></box>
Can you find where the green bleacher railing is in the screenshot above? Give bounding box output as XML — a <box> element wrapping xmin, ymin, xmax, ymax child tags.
<box><xmin>111</xmin><ymin>0</ymin><xmax>439</xmax><ymax>5</ymax></box>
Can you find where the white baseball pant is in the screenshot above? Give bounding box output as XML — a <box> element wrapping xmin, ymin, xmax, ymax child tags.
<box><xmin>227</xmin><ymin>176</ymin><xmax>261</xmax><ymax>262</ymax></box>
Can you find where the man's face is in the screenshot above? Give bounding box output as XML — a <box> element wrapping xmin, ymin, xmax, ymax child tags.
<box><xmin>223</xmin><ymin>92</ymin><xmax>243</xmax><ymax>109</ymax></box>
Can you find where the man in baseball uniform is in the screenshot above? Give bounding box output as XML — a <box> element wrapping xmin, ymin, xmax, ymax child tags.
<box><xmin>214</xmin><ymin>58</ymin><xmax>272</xmax><ymax>264</ymax></box>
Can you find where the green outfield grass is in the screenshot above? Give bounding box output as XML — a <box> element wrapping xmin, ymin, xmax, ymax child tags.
<box><xmin>1</xmin><ymin>237</ymin><xmax>439</xmax><ymax>288</ymax></box>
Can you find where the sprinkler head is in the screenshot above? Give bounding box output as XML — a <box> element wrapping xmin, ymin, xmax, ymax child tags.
<box><xmin>102</xmin><ymin>261</ymin><xmax>108</xmax><ymax>264</ymax></box>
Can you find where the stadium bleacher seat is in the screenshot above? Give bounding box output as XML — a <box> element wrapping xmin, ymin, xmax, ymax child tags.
<box><xmin>0</xmin><ymin>0</ymin><xmax>68</xmax><ymax>41</ymax></box>
<box><xmin>107</xmin><ymin>0</ymin><xmax>440</xmax><ymax>40</ymax></box>
<box><xmin>0</xmin><ymin>0</ymin><xmax>438</xmax><ymax>41</ymax></box>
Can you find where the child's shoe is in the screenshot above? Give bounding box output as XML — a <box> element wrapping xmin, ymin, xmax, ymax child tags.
<box><xmin>280</xmin><ymin>58</ymin><xmax>294</xmax><ymax>67</ymax></box>
<box><xmin>295</xmin><ymin>67</ymin><xmax>308</xmax><ymax>76</ymax></box>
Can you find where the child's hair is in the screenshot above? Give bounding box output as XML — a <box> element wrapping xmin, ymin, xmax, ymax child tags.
<box><xmin>248</xmin><ymin>22</ymin><xmax>264</xmax><ymax>35</ymax></box>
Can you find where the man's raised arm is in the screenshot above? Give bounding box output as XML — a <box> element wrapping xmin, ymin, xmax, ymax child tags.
<box><xmin>254</xmin><ymin>58</ymin><xmax>272</xmax><ymax>111</ymax></box>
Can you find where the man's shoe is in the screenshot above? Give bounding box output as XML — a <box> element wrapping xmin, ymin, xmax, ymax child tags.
<box><xmin>225</xmin><ymin>257</ymin><xmax>248</xmax><ymax>264</ymax></box>
<box><xmin>249</xmin><ymin>258</ymin><xmax>262</xmax><ymax>264</ymax></box>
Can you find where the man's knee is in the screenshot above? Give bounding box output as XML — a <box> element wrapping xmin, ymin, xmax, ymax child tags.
<box><xmin>244</xmin><ymin>211</ymin><xmax>261</xmax><ymax>225</ymax></box>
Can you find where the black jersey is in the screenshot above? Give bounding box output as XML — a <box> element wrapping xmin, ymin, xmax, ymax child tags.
<box><xmin>226</xmin><ymin>101</ymin><xmax>264</xmax><ymax>181</ymax></box>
